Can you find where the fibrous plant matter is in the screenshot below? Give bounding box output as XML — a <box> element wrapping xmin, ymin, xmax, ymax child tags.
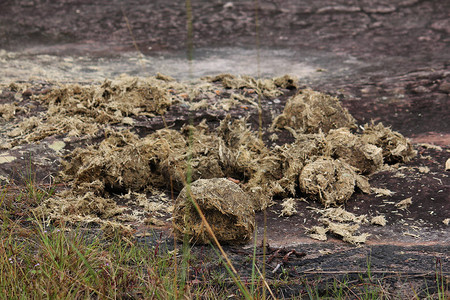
<box><xmin>361</xmin><ymin>122</ymin><xmax>416</xmax><ymax>164</ymax></box>
<box><xmin>307</xmin><ymin>207</ymin><xmax>371</xmax><ymax>244</ymax></box>
<box><xmin>39</xmin><ymin>75</ymin><xmax>171</xmax><ymax>118</ymax></box>
<box><xmin>0</xmin><ymin>103</ymin><xmax>21</xmax><ymax>120</ymax></box>
<box><xmin>279</xmin><ymin>198</ymin><xmax>298</xmax><ymax>217</ymax></box>
<box><xmin>396</xmin><ymin>197</ymin><xmax>413</xmax><ymax>210</ymax></box>
<box><xmin>299</xmin><ymin>157</ymin><xmax>369</xmax><ymax>207</ymax></box>
<box><xmin>173</xmin><ymin>178</ymin><xmax>255</xmax><ymax>244</ymax></box>
<box><xmin>326</xmin><ymin>128</ymin><xmax>383</xmax><ymax>174</ymax></box>
<box><xmin>205</xmin><ymin>73</ymin><xmax>298</xmax><ymax>98</ymax></box>
<box><xmin>6</xmin><ymin>75</ymin><xmax>175</xmax><ymax>147</ymax></box>
<box><xmin>7</xmin><ymin>74</ymin><xmax>415</xmax><ymax>245</ymax></box>
<box><xmin>272</xmin><ymin>89</ymin><xmax>356</xmax><ymax>133</ymax></box>
<box><xmin>371</xmin><ymin>215</ymin><xmax>387</xmax><ymax>226</ymax></box>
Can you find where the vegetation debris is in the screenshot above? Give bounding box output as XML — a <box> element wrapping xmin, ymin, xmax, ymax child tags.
<box><xmin>279</xmin><ymin>198</ymin><xmax>298</xmax><ymax>217</ymax></box>
<box><xmin>371</xmin><ymin>215</ymin><xmax>387</xmax><ymax>226</ymax></box>
<box><xmin>272</xmin><ymin>89</ymin><xmax>356</xmax><ymax>133</ymax></box>
<box><xmin>395</xmin><ymin>197</ymin><xmax>413</xmax><ymax>210</ymax></box>
<box><xmin>0</xmin><ymin>74</ymin><xmax>420</xmax><ymax>245</ymax></box>
<box><xmin>173</xmin><ymin>178</ymin><xmax>255</xmax><ymax>244</ymax></box>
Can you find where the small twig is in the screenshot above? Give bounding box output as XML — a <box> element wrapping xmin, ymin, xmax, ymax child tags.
<box><xmin>267</xmin><ymin>248</ymin><xmax>281</xmax><ymax>264</ymax></box>
<box><xmin>270</xmin><ymin>249</ymin><xmax>306</xmax><ymax>273</ymax></box>
<box><xmin>285</xmin><ymin>250</ymin><xmax>306</xmax><ymax>261</ymax></box>
<box><xmin>272</xmin><ymin>263</ymin><xmax>282</xmax><ymax>273</ymax></box>
<box><xmin>282</xmin><ymin>250</ymin><xmax>296</xmax><ymax>263</ymax></box>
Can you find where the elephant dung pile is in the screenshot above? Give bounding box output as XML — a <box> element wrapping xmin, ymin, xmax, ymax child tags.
<box><xmin>173</xmin><ymin>178</ymin><xmax>255</xmax><ymax>244</ymax></box>
<box><xmin>32</xmin><ymin>77</ymin><xmax>416</xmax><ymax>244</ymax></box>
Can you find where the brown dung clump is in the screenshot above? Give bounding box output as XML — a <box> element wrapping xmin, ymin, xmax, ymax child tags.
<box><xmin>205</xmin><ymin>73</ymin><xmax>297</xmax><ymax>97</ymax></box>
<box><xmin>262</xmin><ymin>132</ymin><xmax>329</xmax><ymax>198</ymax></box>
<box><xmin>326</xmin><ymin>128</ymin><xmax>383</xmax><ymax>174</ymax></box>
<box><xmin>173</xmin><ymin>178</ymin><xmax>255</xmax><ymax>244</ymax></box>
<box><xmin>299</xmin><ymin>157</ymin><xmax>369</xmax><ymax>207</ymax></box>
<box><xmin>272</xmin><ymin>89</ymin><xmax>356</xmax><ymax>133</ymax></box>
<box><xmin>18</xmin><ymin>75</ymin><xmax>418</xmax><ymax>245</ymax></box>
<box><xmin>149</xmin><ymin>124</ymin><xmax>225</xmax><ymax>191</ymax></box>
<box><xmin>61</xmin><ymin>130</ymin><xmax>157</xmax><ymax>192</ymax></box>
<box><xmin>361</xmin><ymin>122</ymin><xmax>416</xmax><ymax>164</ymax></box>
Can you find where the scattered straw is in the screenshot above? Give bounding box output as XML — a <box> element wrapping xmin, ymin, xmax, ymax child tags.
<box><xmin>371</xmin><ymin>215</ymin><xmax>387</xmax><ymax>226</ymax></box>
<box><xmin>372</xmin><ymin>187</ymin><xmax>395</xmax><ymax>197</ymax></box>
<box><xmin>279</xmin><ymin>198</ymin><xmax>298</xmax><ymax>217</ymax></box>
<box><xmin>395</xmin><ymin>197</ymin><xmax>412</xmax><ymax>210</ymax></box>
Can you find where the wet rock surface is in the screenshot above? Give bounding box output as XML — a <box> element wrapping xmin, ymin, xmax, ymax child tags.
<box><xmin>0</xmin><ymin>0</ymin><xmax>449</xmax><ymax>294</ymax></box>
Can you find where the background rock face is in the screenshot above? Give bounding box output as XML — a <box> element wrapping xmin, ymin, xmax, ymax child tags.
<box><xmin>173</xmin><ymin>178</ymin><xmax>255</xmax><ymax>245</ymax></box>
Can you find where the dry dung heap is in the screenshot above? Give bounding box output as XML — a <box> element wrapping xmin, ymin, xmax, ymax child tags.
<box><xmin>60</xmin><ymin>130</ymin><xmax>159</xmax><ymax>192</ymax></box>
<box><xmin>173</xmin><ymin>178</ymin><xmax>255</xmax><ymax>244</ymax></box>
<box><xmin>57</xmin><ymin>116</ymin><xmax>272</xmax><ymax>209</ymax></box>
<box><xmin>205</xmin><ymin>73</ymin><xmax>298</xmax><ymax>97</ymax></box>
<box><xmin>326</xmin><ymin>128</ymin><xmax>383</xmax><ymax>174</ymax></box>
<box><xmin>361</xmin><ymin>122</ymin><xmax>416</xmax><ymax>164</ymax></box>
<box><xmin>272</xmin><ymin>89</ymin><xmax>356</xmax><ymax>133</ymax></box>
<box><xmin>5</xmin><ymin>75</ymin><xmax>173</xmax><ymax>147</ymax></box>
<box><xmin>4</xmin><ymin>74</ymin><xmax>416</xmax><ymax>244</ymax></box>
<box><xmin>299</xmin><ymin>157</ymin><xmax>369</xmax><ymax>207</ymax></box>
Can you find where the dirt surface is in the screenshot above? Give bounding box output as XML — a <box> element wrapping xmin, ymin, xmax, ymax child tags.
<box><xmin>0</xmin><ymin>0</ymin><xmax>449</xmax><ymax>295</ymax></box>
